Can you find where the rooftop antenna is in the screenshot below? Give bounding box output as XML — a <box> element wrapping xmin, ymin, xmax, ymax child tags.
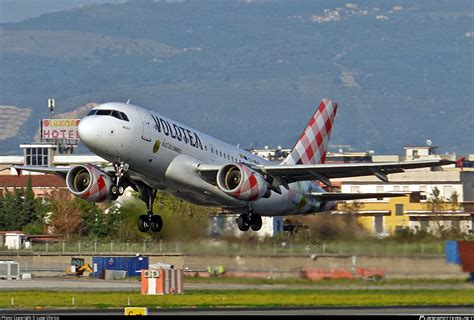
<box><xmin>48</xmin><ymin>97</ymin><xmax>55</xmax><ymax>117</ymax></box>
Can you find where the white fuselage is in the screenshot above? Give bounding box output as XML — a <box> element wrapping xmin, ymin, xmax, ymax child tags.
<box><xmin>78</xmin><ymin>102</ymin><xmax>331</xmax><ymax>216</ymax></box>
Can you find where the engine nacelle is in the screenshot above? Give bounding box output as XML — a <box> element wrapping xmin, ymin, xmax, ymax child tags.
<box><xmin>216</xmin><ymin>163</ymin><xmax>269</xmax><ymax>201</ymax></box>
<box><xmin>66</xmin><ymin>165</ymin><xmax>114</xmax><ymax>202</ymax></box>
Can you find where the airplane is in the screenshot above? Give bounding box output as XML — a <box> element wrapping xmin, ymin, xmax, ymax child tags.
<box><xmin>15</xmin><ymin>99</ymin><xmax>454</xmax><ymax>233</ymax></box>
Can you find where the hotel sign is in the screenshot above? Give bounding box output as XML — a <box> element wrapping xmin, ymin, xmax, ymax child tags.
<box><xmin>41</xmin><ymin>119</ymin><xmax>80</xmax><ymax>142</ymax></box>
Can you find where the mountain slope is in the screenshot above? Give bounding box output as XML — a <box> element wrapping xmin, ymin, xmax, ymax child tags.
<box><xmin>0</xmin><ymin>0</ymin><xmax>472</xmax><ymax>154</ymax></box>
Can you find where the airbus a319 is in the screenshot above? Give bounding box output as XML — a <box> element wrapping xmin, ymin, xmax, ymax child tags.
<box><xmin>16</xmin><ymin>99</ymin><xmax>453</xmax><ymax>232</ymax></box>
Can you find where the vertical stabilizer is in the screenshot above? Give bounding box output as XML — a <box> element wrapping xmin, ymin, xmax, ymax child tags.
<box><xmin>282</xmin><ymin>99</ymin><xmax>338</xmax><ymax>165</ymax></box>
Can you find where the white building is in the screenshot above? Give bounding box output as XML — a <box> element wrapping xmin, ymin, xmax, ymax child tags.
<box><xmin>249</xmin><ymin>146</ymin><xmax>290</xmax><ymax>162</ymax></box>
<box><xmin>209</xmin><ymin>214</ymin><xmax>284</xmax><ymax>239</ymax></box>
<box><xmin>339</xmin><ymin>170</ymin><xmax>474</xmax><ymax>204</ymax></box>
<box><xmin>0</xmin><ymin>231</ymin><xmax>31</xmax><ymax>250</ymax></box>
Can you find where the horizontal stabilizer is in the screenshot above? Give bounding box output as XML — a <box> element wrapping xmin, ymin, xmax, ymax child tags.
<box><xmin>310</xmin><ymin>192</ymin><xmax>407</xmax><ymax>201</ymax></box>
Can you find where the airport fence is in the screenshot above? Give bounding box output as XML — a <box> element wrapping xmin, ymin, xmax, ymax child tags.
<box><xmin>16</xmin><ymin>240</ymin><xmax>446</xmax><ymax>257</ymax></box>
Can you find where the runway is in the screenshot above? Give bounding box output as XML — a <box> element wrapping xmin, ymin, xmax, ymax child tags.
<box><xmin>0</xmin><ymin>278</ymin><xmax>472</xmax><ymax>291</ymax></box>
<box><xmin>1</xmin><ymin>278</ymin><xmax>473</xmax><ymax>315</ymax></box>
<box><xmin>1</xmin><ymin>306</ymin><xmax>473</xmax><ymax>316</ymax></box>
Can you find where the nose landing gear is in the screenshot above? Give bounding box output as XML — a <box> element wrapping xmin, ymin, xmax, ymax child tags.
<box><xmin>137</xmin><ymin>185</ymin><xmax>163</xmax><ymax>233</ymax></box>
<box><xmin>111</xmin><ymin>160</ymin><xmax>129</xmax><ymax>198</ymax></box>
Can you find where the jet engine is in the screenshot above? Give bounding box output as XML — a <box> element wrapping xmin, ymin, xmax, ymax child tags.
<box><xmin>66</xmin><ymin>165</ymin><xmax>114</xmax><ymax>202</ymax></box>
<box><xmin>216</xmin><ymin>163</ymin><xmax>270</xmax><ymax>201</ymax></box>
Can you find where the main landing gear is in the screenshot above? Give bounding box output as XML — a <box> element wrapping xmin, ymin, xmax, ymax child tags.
<box><xmin>110</xmin><ymin>160</ymin><xmax>129</xmax><ymax>198</ymax></box>
<box><xmin>236</xmin><ymin>204</ymin><xmax>262</xmax><ymax>232</ymax></box>
<box><xmin>138</xmin><ymin>186</ymin><xmax>163</xmax><ymax>233</ymax></box>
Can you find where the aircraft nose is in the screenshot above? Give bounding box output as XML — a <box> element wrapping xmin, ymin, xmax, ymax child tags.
<box><xmin>78</xmin><ymin>117</ymin><xmax>101</xmax><ymax>150</ymax></box>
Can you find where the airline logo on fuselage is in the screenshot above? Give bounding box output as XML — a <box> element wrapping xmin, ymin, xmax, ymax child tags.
<box><xmin>150</xmin><ymin>114</ymin><xmax>203</xmax><ymax>150</ymax></box>
<box><xmin>152</xmin><ymin>140</ymin><xmax>161</xmax><ymax>153</ymax></box>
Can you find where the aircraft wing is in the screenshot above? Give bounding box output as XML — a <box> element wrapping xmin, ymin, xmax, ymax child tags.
<box><xmin>256</xmin><ymin>159</ymin><xmax>454</xmax><ymax>186</ymax></box>
<box><xmin>13</xmin><ymin>164</ymin><xmax>142</xmax><ymax>191</ymax></box>
<box><xmin>309</xmin><ymin>192</ymin><xmax>406</xmax><ymax>201</ymax></box>
<box><xmin>197</xmin><ymin>159</ymin><xmax>454</xmax><ymax>187</ymax></box>
<box><xmin>13</xmin><ymin>165</ymin><xmax>71</xmax><ymax>179</ymax></box>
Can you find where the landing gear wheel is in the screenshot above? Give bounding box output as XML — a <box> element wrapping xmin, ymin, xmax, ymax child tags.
<box><xmin>237</xmin><ymin>215</ymin><xmax>250</xmax><ymax>231</ymax></box>
<box><xmin>137</xmin><ymin>184</ymin><xmax>161</xmax><ymax>233</ymax></box>
<box><xmin>138</xmin><ymin>215</ymin><xmax>150</xmax><ymax>232</ymax></box>
<box><xmin>250</xmin><ymin>215</ymin><xmax>262</xmax><ymax>231</ymax></box>
<box><xmin>149</xmin><ymin>215</ymin><xmax>163</xmax><ymax>232</ymax></box>
<box><xmin>111</xmin><ymin>160</ymin><xmax>129</xmax><ymax>197</ymax></box>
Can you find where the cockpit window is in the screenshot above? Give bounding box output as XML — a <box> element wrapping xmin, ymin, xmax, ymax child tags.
<box><xmin>112</xmin><ymin>110</ymin><xmax>122</xmax><ymax>120</ymax></box>
<box><xmin>96</xmin><ymin>109</ymin><xmax>112</xmax><ymax>116</ymax></box>
<box><xmin>120</xmin><ymin>112</ymin><xmax>129</xmax><ymax>122</ymax></box>
<box><xmin>87</xmin><ymin>109</ymin><xmax>129</xmax><ymax>122</ymax></box>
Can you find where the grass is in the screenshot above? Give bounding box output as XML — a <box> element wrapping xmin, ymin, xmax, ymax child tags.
<box><xmin>1</xmin><ymin>289</ymin><xmax>473</xmax><ymax>309</ymax></box>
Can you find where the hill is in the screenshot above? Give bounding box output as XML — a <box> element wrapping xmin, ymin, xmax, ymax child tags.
<box><xmin>0</xmin><ymin>0</ymin><xmax>472</xmax><ymax>154</ymax></box>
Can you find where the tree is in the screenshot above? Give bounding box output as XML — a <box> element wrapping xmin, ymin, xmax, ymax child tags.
<box><xmin>23</xmin><ymin>175</ymin><xmax>36</xmax><ymax>223</ymax></box>
<box><xmin>79</xmin><ymin>199</ymin><xmax>122</xmax><ymax>239</ymax></box>
<box><xmin>47</xmin><ymin>190</ymin><xmax>83</xmax><ymax>238</ymax></box>
<box><xmin>0</xmin><ymin>187</ymin><xmax>26</xmax><ymax>230</ymax></box>
<box><xmin>116</xmin><ymin>191</ymin><xmax>212</xmax><ymax>241</ymax></box>
<box><xmin>426</xmin><ymin>187</ymin><xmax>447</xmax><ymax>214</ymax></box>
<box><xmin>448</xmin><ymin>191</ymin><xmax>460</xmax><ymax>212</ymax></box>
<box><xmin>423</xmin><ymin>187</ymin><xmax>463</xmax><ymax>238</ymax></box>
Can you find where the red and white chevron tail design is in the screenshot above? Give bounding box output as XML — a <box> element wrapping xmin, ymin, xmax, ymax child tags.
<box><xmin>283</xmin><ymin>99</ymin><xmax>338</xmax><ymax>165</ymax></box>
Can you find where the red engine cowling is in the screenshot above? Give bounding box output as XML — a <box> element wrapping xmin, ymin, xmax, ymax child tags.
<box><xmin>216</xmin><ymin>163</ymin><xmax>269</xmax><ymax>201</ymax></box>
<box><xmin>66</xmin><ymin>165</ymin><xmax>114</xmax><ymax>202</ymax></box>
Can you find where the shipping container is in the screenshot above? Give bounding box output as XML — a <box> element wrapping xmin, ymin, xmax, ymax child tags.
<box><xmin>445</xmin><ymin>240</ymin><xmax>461</xmax><ymax>265</ymax></box>
<box><xmin>458</xmin><ymin>241</ymin><xmax>474</xmax><ymax>272</ymax></box>
<box><xmin>92</xmin><ymin>256</ymin><xmax>149</xmax><ymax>279</ymax></box>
